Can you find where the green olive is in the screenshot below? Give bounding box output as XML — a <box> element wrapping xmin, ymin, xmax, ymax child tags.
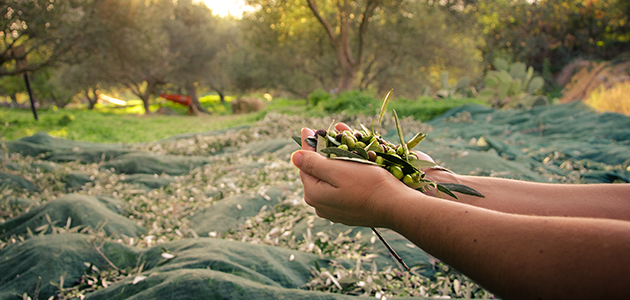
<box><xmin>389</xmin><ymin>165</ymin><xmax>404</xmax><ymax>180</ymax></box>
<box><xmin>402</xmin><ymin>174</ymin><xmax>414</xmax><ymax>185</ymax></box>
<box><xmin>396</xmin><ymin>145</ymin><xmax>404</xmax><ymax>155</ymax></box>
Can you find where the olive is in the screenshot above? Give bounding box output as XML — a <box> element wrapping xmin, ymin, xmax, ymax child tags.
<box><xmin>338</xmin><ymin>144</ymin><xmax>349</xmax><ymax>151</ymax></box>
<box><xmin>402</xmin><ymin>174</ymin><xmax>414</xmax><ymax>185</ymax></box>
<box><xmin>367</xmin><ymin>150</ymin><xmax>377</xmax><ymax>161</ymax></box>
<box><xmin>315</xmin><ymin>129</ymin><xmax>327</xmax><ymax>137</ymax></box>
<box><xmin>396</xmin><ymin>145</ymin><xmax>404</xmax><ymax>156</ymax></box>
<box><xmin>389</xmin><ymin>165</ymin><xmax>404</xmax><ymax>180</ymax></box>
<box><xmin>375</xmin><ymin>156</ymin><xmax>384</xmax><ymax>165</ymax></box>
<box><xmin>354</xmin><ymin>131</ymin><xmax>363</xmax><ymax>141</ymax></box>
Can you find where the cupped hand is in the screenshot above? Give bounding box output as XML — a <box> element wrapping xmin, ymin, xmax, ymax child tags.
<box><xmin>292</xmin><ymin>149</ymin><xmax>407</xmax><ymax>228</ymax></box>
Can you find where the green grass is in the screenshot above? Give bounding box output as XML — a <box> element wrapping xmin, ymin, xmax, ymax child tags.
<box><xmin>0</xmin><ymin>92</ymin><xmax>485</xmax><ymax>143</ymax></box>
<box><xmin>0</xmin><ymin>107</ymin><xmax>262</xmax><ymax>143</ymax></box>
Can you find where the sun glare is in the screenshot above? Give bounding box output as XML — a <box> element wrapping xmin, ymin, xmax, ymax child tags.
<box><xmin>199</xmin><ymin>0</ymin><xmax>253</xmax><ymax>18</ymax></box>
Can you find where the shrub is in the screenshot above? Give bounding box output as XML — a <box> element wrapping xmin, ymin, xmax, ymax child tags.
<box><xmin>585</xmin><ymin>83</ymin><xmax>630</xmax><ymax>116</ymax></box>
<box><xmin>307</xmin><ymin>89</ymin><xmax>331</xmax><ymax>107</ymax></box>
<box><xmin>389</xmin><ymin>97</ymin><xmax>487</xmax><ymax>122</ymax></box>
<box><xmin>318</xmin><ymin>90</ymin><xmax>378</xmax><ymax>115</ymax></box>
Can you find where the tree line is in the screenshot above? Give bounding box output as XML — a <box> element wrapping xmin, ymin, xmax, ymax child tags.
<box><xmin>1</xmin><ymin>0</ymin><xmax>627</xmax><ymax>114</ymax></box>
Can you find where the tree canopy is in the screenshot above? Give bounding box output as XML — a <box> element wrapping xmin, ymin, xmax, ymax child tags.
<box><xmin>1</xmin><ymin>0</ymin><xmax>627</xmax><ymax>112</ymax></box>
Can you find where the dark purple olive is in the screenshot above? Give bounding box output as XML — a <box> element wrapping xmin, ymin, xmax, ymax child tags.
<box><xmin>315</xmin><ymin>129</ymin><xmax>327</xmax><ymax>137</ymax></box>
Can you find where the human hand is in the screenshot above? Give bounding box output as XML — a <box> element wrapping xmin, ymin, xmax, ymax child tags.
<box><xmin>292</xmin><ymin>149</ymin><xmax>411</xmax><ymax>228</ymax></box>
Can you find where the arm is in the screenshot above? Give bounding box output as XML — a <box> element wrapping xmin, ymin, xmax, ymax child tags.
<box><xmin>292</xmin><ymin>148</ymin><xmax>630</xmax><ymax>299</ymax></box>
<box><xmin>309</xmin><ymin>124</ymin><xmax>630</xmax><ymax>221</ymax></box>
<box><xmin>424</xmin><ymin>169</ymin><xmax>630</xmax><ymax>222</ymax></box>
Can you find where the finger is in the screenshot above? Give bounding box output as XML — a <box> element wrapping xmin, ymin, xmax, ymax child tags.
<box><xmin>301</xmin><ymin>127</ymin><xmax>316</xmax><ymax>151</ymax></box>
<box><xmin>291</xmin><ymin>150</ymin><xmax>348</xmax><ymax>187</ymax></box>
<box><xmin>293</xmin><ymin>150</ymin><xmax>358</xmax><ymax>186</ymax></box>
<box><xmin>335</xmin><ymin>123</ymin><xmax>352</xmax><ymax>132</ymax></box>
<box><xmin>411</xmin><ymin>150</ymin><xmax>435</xmax><ymax>163</ymax></box>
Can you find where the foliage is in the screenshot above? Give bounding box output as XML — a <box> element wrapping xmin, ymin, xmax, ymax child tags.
<box><xmin>0</xmin><ymin>0</ymin><xmax>93</xmax><ymax>77</ymax></box>
<box><xmin>476</xmin><ymin>0</ymin><xmax>630</xmax><ymax>75</ymax></box>
<box><xmin>241</xmin><ymin>0</ymin><xmax>482</xmax><ymax>98</ymax></box>
<box><xmin>477</xmin><ymin>58</ymin><xmax>548</xmax><ymax>109</ymax></box>
<box><xmin>434</xmin><ymin>71</ymin><xmax>473</xmax><ymax>99</ymax></box>
<box><xmin>389</xmin><ymin>97</ymin><xmax>487</xmax><ymax>122</ymax></box>
<box><xmin>307</xmin><ymin>89</ymin><xmax>331</xmax><ymax>107</ymax></box>
<box><xmin>585</xmin><ymin>82</ymin><xmax>630</xmax><ymax>116</ymax></box>
<box><xmin>316</xmin><ymin>90</ymin><xmax>379</xmax><ymax>115</ymax></box>
<box><xmin>0</xmin><ymin>107</ymin><xmax>260</xmax><ymax>143</ymax></box>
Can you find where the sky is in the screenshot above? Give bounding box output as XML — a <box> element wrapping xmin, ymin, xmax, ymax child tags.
<box><xmin>199</xmin><ymin>0</ymin><xmax>253</xmax><ymax>18</ymax></box>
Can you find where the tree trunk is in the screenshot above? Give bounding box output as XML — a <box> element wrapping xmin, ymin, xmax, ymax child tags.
<box><xmin>307</xmin><ymin>0</ymin><xmax>379</xmax><ymax>92</ymax></box>
<box><xmin>84</xmin><ymin>88</ymin><xmax>99</xmax><ymax>110</ymax></box>
<box><xmin>337</xmin><ymin>47</ymin><xmax>356</xmax><ymax>92</ymax></box>
<box><xmin>210</xmin><ymin>86</ymin><xmax>226</xmax><ymax>104</ymax></box>
<box><xmin>186</xmin><ymin>82</ymin><xmax>208</xmax><ymax>114</ymax></box>
<box><xmin>9</xmin><ymin>94</ymin><xmax>18</xmax><ymax>107</ymax></box>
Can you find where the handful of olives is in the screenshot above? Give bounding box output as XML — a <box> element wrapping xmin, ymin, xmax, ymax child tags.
<box><xmin>293</xmin><ymin>90</ymin><xmax>484</xmax><ymax>199</ymax></box>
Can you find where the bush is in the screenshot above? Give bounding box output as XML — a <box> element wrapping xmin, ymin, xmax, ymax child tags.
<box><xmin>307</xmin><ymin>89</ymin><xmax>331</xmax><ymax>107</ymax></box>
<box><xmin>317</xmin><ymin>90</ymin><xmax>378</xmax><ymax>115</ymax></box>
<box><xmin>389</xmin><ymin>97</ymin><xmax>487</xmax><ymax>122</ymax></box>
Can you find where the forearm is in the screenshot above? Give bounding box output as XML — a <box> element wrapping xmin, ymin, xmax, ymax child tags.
<box><xmin>425</xmin><ymin>169</ymin><xmax>630</xmax><ymax>221</ymax></box>
<box><xmin>386</xmin><ymin>189</ymin><xmax>630</xmax><ymax>299</ymax></box>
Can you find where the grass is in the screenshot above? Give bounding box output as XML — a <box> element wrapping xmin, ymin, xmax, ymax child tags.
<box><xmin>0</xmin><ymin>107</ymin><xmax>263</xmax><ymax>143</ymax></box>
<box><xmin>0</xmin><ymin>92</ymin><xmax>484</xmax><ymax>143</ymax></box>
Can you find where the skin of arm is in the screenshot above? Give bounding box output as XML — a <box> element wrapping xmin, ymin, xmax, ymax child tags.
<box><xmin>293</xmin><ymin>127</ymin><xmax>630</xmax><ymax>299</ymax></box>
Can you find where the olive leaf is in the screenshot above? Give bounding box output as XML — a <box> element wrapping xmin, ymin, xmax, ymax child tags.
<box><xmin>359</xmin><ymin>122</ymin><xmax>372</xmax><ymax>137</ymax></box>
<box><xmin>393</xmin><ymin>109</ymin><xmax>410</xmax><ymax>161</ymax></box>
<box><xmin>377</xmin><ymin>152</ymin><xmax>420</xmax><ymax>175</ymax></box>
<box><xmin>408</xmin><ymin>159</ymin><xmax>437</xmax><ymax>169</ymax></box>
<box><xmin>330</xmin><ymin>156</ymin><xmax>382</xmax><ymax>166</ymax></box>
<box><xmin>377</xmin><ymin>89</ymin><xmax>393</xmax><ymax>131</ymax></box>
<box><xmin>437</xmin><ymin>183</ymin><xmax>485</xmax><ymax>198</ymax></box>
<box><xmin>327</xmin><ymin>135</ymin><xmax>341</xmax><ymax>147</ymax></box>
<box><xmin>436</xmin><ymin>184</ymin><xmax>459</xmax><ymax>200</ymax></box>
<box><xmin>316</xmin><ymin>135</ymin><xmax>328</xmax><ymax>154</ymax></box>
<box><xmin>292</xmin><ymin>136</ymin><xmax>302</xmax><ymax>147</ymax></box>
<box><xmin>321</xmin><ymin>147</ymin><xmax>365</xmax><ymax>159</ymax></box>
<box><xmin>407</xmin><ymin>132</ymin><xmax>427</xmax><ymax>150</ymax></box>
<box><xmin>349</xmin><ymin>146</ymin><xmax>369</xmax><ymax>160</ymax></box>
<box><xmin>305</xmin><ymin>137</ymin><xmax>318</xmax><ymax>148</ymax></box>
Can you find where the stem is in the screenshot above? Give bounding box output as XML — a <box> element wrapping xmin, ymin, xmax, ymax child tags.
<box><xmin>371</xmin><ymin>227</ymin><xmax>410</xmax><ymax>271</ymax></box>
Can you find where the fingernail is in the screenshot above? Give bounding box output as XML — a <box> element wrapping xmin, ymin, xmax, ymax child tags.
<box><xmin>291</xmin><ymin>151</ymin><xmax>303</xmax><ymax>168</ymax></box>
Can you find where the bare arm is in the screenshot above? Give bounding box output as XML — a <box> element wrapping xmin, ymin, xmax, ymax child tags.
<box><xmin>293</xmin><ymin>148</ymin><xmax>630</xmax><ymax>299</ymax></box>
<box><xmin>424</xmin><ymin>167</ymin><xmax>630</xmax><ymax>221</ymax></box>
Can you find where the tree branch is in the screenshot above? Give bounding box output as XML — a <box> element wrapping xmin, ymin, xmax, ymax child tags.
<box><xmin>307</xmin><ymin>0</ymin><xmax>338</xmax><ymax>47</ymax></box>
<box><xmin>357</xmin><ymin>0</ymin><xmax>379</xmax><ymax>66</ymax></box>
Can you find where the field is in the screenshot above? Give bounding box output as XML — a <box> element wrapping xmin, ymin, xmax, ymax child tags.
<box><xmin>1</xmin><ymin>95</ymin><xmax>629</xmax><ymax>299</ymax></box>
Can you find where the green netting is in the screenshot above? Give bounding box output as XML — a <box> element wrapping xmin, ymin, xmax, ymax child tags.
<box><xmin>120</xmin><ymin>174</ymin><xmax>176</xmax><ymax>190</ymax></box>
<box><xmin>0</xmin><ymin>171</ymin><xmax>39</xmax><ymax>192</ymax></box>
<box><xmin>99</xmin><ymin>152</ymin><xmax>213</xmax><ymax>175</ymax></box>
<box><xmin>0</xmin><ymin>194</ymin><xmax>145</xmax><ymax>238</ymax></box>
<box><xmin>65</xmin><ymin>172</ymin><xmax>94</xmax><ymax>190</ymax></box>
